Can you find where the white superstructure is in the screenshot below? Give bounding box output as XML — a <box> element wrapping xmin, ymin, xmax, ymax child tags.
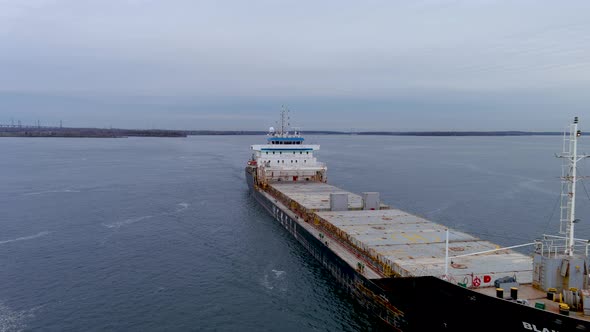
<box><xmin>249</xmin><ymin>108</ymin><xmax>327</xmax><ymax>183</ymax></box>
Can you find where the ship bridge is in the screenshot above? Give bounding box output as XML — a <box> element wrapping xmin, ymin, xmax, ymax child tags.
<box><xmin>266</xmin><ymin>136</ymin><xmax>305</xmax><ymax>144</ymax></box>
<box><xmin>249</xmin><ymin>108</ymin><xmax>327</xmax><ymax>183</ymax></box>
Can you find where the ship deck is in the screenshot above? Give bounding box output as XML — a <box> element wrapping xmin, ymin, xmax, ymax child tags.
<box><xmin>259</xmin><ymin>190</ymin><xmax>383</xmax><ymax>280</ymax></box>
<box><xmin>473</xmin><ymin>284</ymin><xmax>590</xmax><ymax>321</ymax></box>
<box><xmin>316</xmin><ymin>209</ymin><xmax>532</xmax><ymax>284</ymax></box>
<box><xmin>265</xmin><ymin>181</ymin><xmax>590</xmax><ymax>323</ymax></box>
<box><xmin>270</xmin><ymin>182</ymin><xmax>532</xmax><ymax>286</ymax></box>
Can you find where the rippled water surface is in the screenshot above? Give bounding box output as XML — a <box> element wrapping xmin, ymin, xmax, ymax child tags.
<box><xmin>1</xmin><ymin>134</ymin><xmax>589</xmax><ymax>331</ymax></box>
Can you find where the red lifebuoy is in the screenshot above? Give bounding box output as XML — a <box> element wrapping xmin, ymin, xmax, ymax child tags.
<box><xmin>473</xmin><ymin>276</ymin><xmax>481</xmax><ymax>287</ymax></box>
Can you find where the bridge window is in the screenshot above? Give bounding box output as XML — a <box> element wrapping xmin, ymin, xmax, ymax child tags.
<box><xmin>277</xmin><ymin>160</ymin><xmax>280</xmax><ymax>163</ymax></box>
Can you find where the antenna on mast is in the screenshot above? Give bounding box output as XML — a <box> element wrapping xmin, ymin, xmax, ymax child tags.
<box><xmin>279</xmin><ymin>105</ymin><xmax>290</xmax><ymax>136</ymax></box>
<box><xmin>557</xmin><ymin>116</ymin><xmax>589</xmax><ymax>256</ymax></box>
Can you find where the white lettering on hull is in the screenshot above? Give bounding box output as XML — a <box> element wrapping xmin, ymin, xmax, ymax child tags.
<box><xmin>522</xmin><ymin>321</ymin><xmax>559</xmax><ymax>332</ymax></box>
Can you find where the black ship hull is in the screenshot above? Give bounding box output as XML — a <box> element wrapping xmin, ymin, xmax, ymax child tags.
<box><xmin>245</xmin><ymin>168</ymin><xmax>590</xmax><ymax>332</ymax></box>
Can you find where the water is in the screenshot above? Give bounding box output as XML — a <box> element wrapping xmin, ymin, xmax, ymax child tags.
<box><xmin>1</xmin><ymin>134</ymin><xmax>589</xmax><ymax>331</ymax></box>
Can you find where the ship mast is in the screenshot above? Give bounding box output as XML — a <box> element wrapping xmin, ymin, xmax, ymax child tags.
<box><xmin>279</xmin><ymin>105</ymin><xmax>290</xmax><ymax>137</ymax></box>
<box><xmin>557</xmin><ymin>116</ymin><xmax>588</xmax><ymax>256</ymax></box>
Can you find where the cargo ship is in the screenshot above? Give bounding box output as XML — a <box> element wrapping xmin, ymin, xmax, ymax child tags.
<box><xmin>245</xmin><ymin>110</ymin><xmax>590</xmax><ymax>331</ymax></box>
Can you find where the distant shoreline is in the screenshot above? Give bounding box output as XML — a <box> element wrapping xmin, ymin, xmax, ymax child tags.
<box><xmin>0</xmin><ymin>127</ymin><xmax>562</xmax><ymax>138</ymax></box>
<box><xmin>0</xmin><ymin>127</ymin><xmax>187</xmax><ymax>138</ymax></box>
<box><xmin>185</xmin><ymin>130</ymin><xmax>563</xmax><ymax>136</ymax></box>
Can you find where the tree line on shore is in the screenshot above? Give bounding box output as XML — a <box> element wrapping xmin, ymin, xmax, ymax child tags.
<box><xmin>0</xmin><ymin>126</ymin><xmax>562</xmax><ymax>138</ymax></box>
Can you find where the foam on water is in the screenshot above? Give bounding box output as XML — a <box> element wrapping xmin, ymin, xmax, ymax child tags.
<box><xmin>22</xmin><ymin>189</ymin><xmax>81</xmax><ymax>196</ymax></box>
<box><xmin>102</xmin><ymin>215</ymin><xmax>154</xmax><ymax>229</ymax></box>
<box><xmin>0</xmin><ymin>301</ymin><xmax>35</xmax><ymax>332</ymax></box>
<box><xmin>174</xmin><ymin>203</ymin><xmax>189</xmax><ymax>213</ymax></box>
<box><xmin>261</xmin><ymin>269</ymin><xmax>288</xmax><ymax>292</ymax></box>
<box><xmin>425</xmin><ymin>201</ymin><xmax>454</xmax><ymax>217</ymax></box>
<box><xmin>271</xmin><ymin>269</ymin><xmax>285</xmax><ymax>277</ymax></box>
<box><xmin>0</xmin><ymin>231</ymin><xmax>51</xmax><ymax>245</ymax></box>
<box><xmin>102</xmin><ymin>202</ymin><xmax>189</xmax><ymax>229</ymax></box>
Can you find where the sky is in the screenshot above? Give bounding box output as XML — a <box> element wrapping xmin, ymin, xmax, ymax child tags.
<box><xmin>0</xmin><ymin>0</ymin><xmax>589</xmax><ymax>131</ymax></box>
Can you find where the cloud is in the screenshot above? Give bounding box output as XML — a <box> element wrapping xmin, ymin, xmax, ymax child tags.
<box><xmin>0</xmin><ymin>1</ymin><xmax>589</xmax><ymax>129</ymax></box>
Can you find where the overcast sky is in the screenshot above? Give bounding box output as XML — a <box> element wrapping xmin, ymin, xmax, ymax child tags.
<box><xmin>1</xmin><ymin>0</ymin><xmax>589</xmax><ymax>131</ymax></box>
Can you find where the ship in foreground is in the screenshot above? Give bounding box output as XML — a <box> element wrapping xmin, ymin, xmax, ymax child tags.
<box><xmin>246</xmin><ymin>111</ymin><xmax>590</xmax><ymax>331</ymax></box>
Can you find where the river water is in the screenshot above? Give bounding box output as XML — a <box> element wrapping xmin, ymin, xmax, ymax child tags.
<box><xmin>0</xmin><ymin>134</ymin><xmax>589</xmax><ymax>331</ymax></box>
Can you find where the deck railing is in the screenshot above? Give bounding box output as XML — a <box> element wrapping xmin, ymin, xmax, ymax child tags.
<box><xmin>534</xmin><ymin>234</ymin><xmax>590</xmax><ymax>258</ymax></box>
